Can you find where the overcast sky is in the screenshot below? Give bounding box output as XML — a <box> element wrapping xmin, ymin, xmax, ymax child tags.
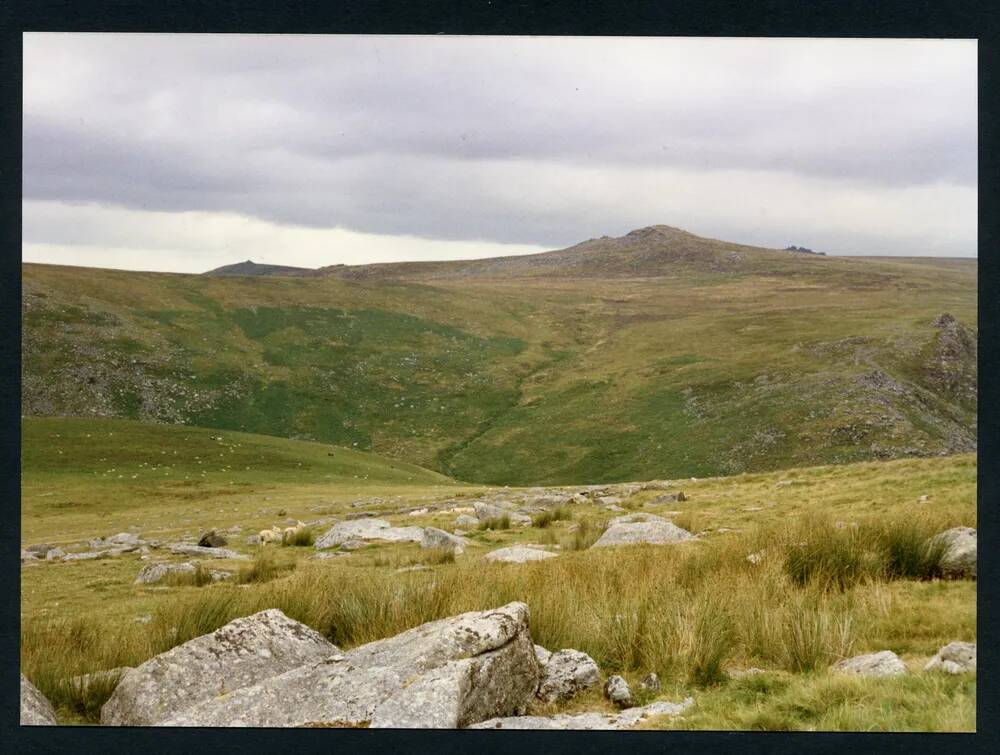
<box><xmin>22</xmin><ymin>34</ymin><xmax>977</xmax><ymax>273</ymax></box>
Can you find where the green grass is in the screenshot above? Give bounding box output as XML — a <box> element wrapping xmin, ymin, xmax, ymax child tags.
<box><xmin>478</xmin><ymin>514</ymin><xmax>511</xmax><ymax>531</ymax></box>
<box><xmin>22</xmin><ymin>250</ymin><xmax>975</xmax><ymax>486</ymax></box>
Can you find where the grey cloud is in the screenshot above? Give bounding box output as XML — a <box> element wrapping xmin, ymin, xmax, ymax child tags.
<box><xmin>22</xmin><ymin>34</ymin><xmax>977</xmax><ymax>255</ymax></box>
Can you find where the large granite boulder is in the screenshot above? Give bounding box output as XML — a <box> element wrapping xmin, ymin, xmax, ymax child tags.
<box><xmin>929</xmin><ymin>527</ymin><xmax>977</xmax><ymax>578</ymax></box>
<box><xmin>198</xmin><ymin>530</ymin><xmax>228</xmax><ymax>548</ymax></box>
<box><xmin>160</xmin><ymin>602</ymin><xmax>538</xmax><ymax>728</ymax></box>
<box><xmin>536</xmin><ymin>649</ymin><xmax>601</xmax><ymax>702</ymax></box>
<box><xmin>101</xmin><ymin>609</ymin><xmax>339</xmax><ymax>725</ymax></box>
<box><xmin>592</xmin><ymin>514</ymin><xmax>694</xmax><ymax>548</ymax></box>
<box><xmin>473</xmin><ymin>501</ymin><xmax>509</xmax><ymax>521</ymax></box>
<box><xmin>924</xmin><ymin>642</ymin><xmax>976</xmax><ymax>674</ymax></box>
<box><xmin>314</xmin><ymin>519</ymin><xmax>424</xmax><ymax>550</ymax></box>
<box><xmin>832</xmin><ymin>650</ymin><xmax>906</xmax><ymax>677</ymax></box>
<box><xmin>485</xmin><ymin>545</ymin><xmax>558</xmax><ymax>564</ymax></box>
<box><xmin>20</xmin><ymin>674</ymin><xmax>57</xmax><ymax>725</ymax></box>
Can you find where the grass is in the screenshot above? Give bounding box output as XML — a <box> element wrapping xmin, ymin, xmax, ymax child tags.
<box><xmin>531</xmin><ymin>506</ymin><xmax>572</xmax><ymax>528</ymax></box>
<box><xmin>282</xmin><ymin>527</ymin><xmax>315</xmax><ymax>547</ymax></box>
<box><xmin>23</xmin><ymin>248</ymin><xmax>975</xmax><ymax>486</ymax></box>
<box><xmin>237</xmin><ymin>550</ymin><xmax>294</xmax><ymax>585</ymax></box>
<box><xmin>19</xmin><ymin>440</ymin><xmax>976</xmax><ymax>729</ymax></box>
<box><xmin>478</xmin><ymin>514</ymin><xmax>511</xmax><ymax>531</ymax></box>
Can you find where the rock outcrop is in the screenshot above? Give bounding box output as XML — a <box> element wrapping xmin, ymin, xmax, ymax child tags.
<box><xmin>421</xmin><ymin>527</ymin><xmax>469</xmax><ymax>554</ymax></box>
<box><xmin>592</xmin><ymin>514</ymin><xmax>694</xmax><ymax>548</ymax></box>
<box><xmin>20</xmin><ymin>674</ymin><xmax>57</xmax><ymax>725</ymax></box>
<box><xmin>168</xmin><ymin>543</ymin><xmax>248</xmax><ymax>560</ymax></box>
<box><xmin>101</xmin><ymin>609</ymin><xmax>339</xmax><ymax>725</ymax></box>
<box><xmin>314</xmin><ymin>519</ymin><xmax>424</xmax><ymax>550</ymax></box>
<box><xmin>832</xmin><ymin>651</ymin><xmax>906</xmax><ymax>677</ymax></box>
<box><xmin>134</xmin><ymin>561</ymin><xmax>197</xmax><ymax>584</ymax></box>
<box><xmin>158</xmin><ymin>603</ymin><xmax>537</xmax><ymax>728</ymax></box>
<box><xmin>924</xmin><ymin>642</ymin><xmax>976</xmax><ymax>674</ymax></box>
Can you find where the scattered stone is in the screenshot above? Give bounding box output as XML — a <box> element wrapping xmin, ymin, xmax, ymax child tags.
<box><xmin>314</xmin><ymin>519</ymin><xmax>423</xmax><ymax>550</ymax></box>
<box><xmin>742</xmin><ymin>506</ymin><xmax>763</xmax><ymax>512</ymax></box>
<box><xmin>340</xmin><ymin>539</ymin><xmax>367</xmax><ymax>551</ymax></box>
<box><xmin>597</xmin><ymin>496</ymin><xmax>623</xmax><ymax>506</ymax></box>
<box><xmin>62</xmin><ymin>550</ymin><xmax>111</xmax><ymax>561</ymax></box>
<box><xmin>395</xmin><ymin>565</ymin><xmax>432</xmax><ymax>574</ymax></box>
<box><xmin>197</xmin><ymin>530</ymin><xmax>228</xmax><ymax>548</ymax></box>
<box><xmin>470</xmin><ymin>699</ymin><xmax>694</xmax><ymax>730</ymax></box>
<box><xmin>604</xmin><ymin>675</ymin><xmax>634</xmax><ymax>708</ymax></box>
<box><xmin>918</xmin><ymin>494</ymin><xmax>930</xmax><ymax>503</ymax></box>
<box><xmin>159</xmin><ymin>603</ymin><xmax>538</xmax><ymax>729</ymax></box>
<box><xmin>929</xmin><ymin>527</ymin><xmax>977</xmax><ymax>578</ymax></box>
<box><xmin>20</xmin><ymin>674</ymin><xmax>57</xmax><ymax>725</ymax></box>
<box><xmin>108</xmin><ymin>532</ymin><xmax>143</xmax><ymax>547</ymax></box>
<box><xmin>134</xmin><ymin>561</ymin><xmax>197</xmax><ymax>584</ymax></box>
<box><xmin>536</xmin><ymin>649</ymin><xmax>601</xmax><ymax>703</ymax></box>
<box><xmin>746</xmin><ymin>550</ymin><xmax>766</xmax><ymax>565</ymax></box>
<box><xmin>408</xmin><ymin>508</ymin><xmax>429</xmax><ymax>517</ymax></box>
<box><xmin>640</xmin><ymin>672</ymin><xmax>661</xmax><ymax>692</ymax></box>
<box><xmin>455</xmin><ymin>514</ymin><xmax>479</xmax><ymax>528</ymax></box>
<box><xmin>45</xmin><ymin>547</ymin><xmax>66</xmax><ymax>561</ymax></box>
<box><xmin>592</xmin><ymin>515</ymin><xmax>694</xmax><ymax>548</ymax></box>
<box><xmin>510</xmin><ymin>512</ymin><xmax>532</xmax><ymax>527</ymax></box>
<box><xmin>924</xmin><ymin>642</ymin><xmax>976</xmax><ymax>674</ymax></box>
<box><xmin>25</xmin><ymin>543</ymin><xmax>57</xmax><ymax>556</ymax></box>
<box><xmin>421</xmin><ymin>527</ymin><xmax>469</xmax><ymax>554</ymax></box>
<box><xmin>603</xmin><ymin>504</ymin><xmax>626</xmax><ymax>512</ymax></box>
<box><xmin>134</xmin><ymin>615</ymin><xmax>153</xmax><ymax>624</ymax></box>
<box><xmin>101</xmin><ymin>609</ymin><xmax>340</xmax><ymax>726</ymax></box>
<box><xmin>245</xmin><ymin>534</ymin><xmax>261</xmax><ymax>546</ymax></box>
<box><xmin>832</xmin><ymin>651</ymin><xmax>906</xmax><ymax>677</ymax></box>
<box><xmin>168</xmin><ymin>543</ymin><xmax>248</xmax><ymax>560</ymax></box>
<box><xmin>485</xmin><ymin>545</ymin><xmax>558</xmax><ymax>564</ymax></box>
<box><xmin>473</xmin><ymin>501</ymin><xmax>508</xmax><ymax>521</ymax></box>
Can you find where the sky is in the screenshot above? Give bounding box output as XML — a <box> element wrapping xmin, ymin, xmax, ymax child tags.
<box><xmin>22</xmin><ymin>34</ymin><xmax>977</xmax><ymax>273</ymax></box>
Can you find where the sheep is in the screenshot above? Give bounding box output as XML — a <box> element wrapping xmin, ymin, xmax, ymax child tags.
<box><xmin>258</xmin><ymin>527</ymin><xmax>282</xmax><ymax>546</ymax></box>
<box><xmin>281</xmin><ymin>521</ymin><xmax>308</xmax><ymax>545</ymax></box>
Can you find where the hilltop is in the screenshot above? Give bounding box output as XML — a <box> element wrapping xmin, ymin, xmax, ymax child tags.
<box><xmin>203</xmin><ymin>260</ymin><xmax>316</xmax><ymax>278</ymax></box>
<box><xmin>22</xmin><ymin>224</ymin><xmax>976</xmax><ymax>485</ymax></box>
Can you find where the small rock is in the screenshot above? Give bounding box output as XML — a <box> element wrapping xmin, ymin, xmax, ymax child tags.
<box><xmin>640</xmin><ymin>672</ymin><xmax>660</xmax><ymax>692</ymax></box>
<box><xmin>924</xmin><ymin>642</ymin><xmax>976</xmax><ymax>674</ymax></box>
<box><xmin>45</xmin><ymin>547</ymin><xmax>66</xmax><ymax>561</ymax></box>
<box><xmin>746</xmin><ymin>550</ymin><xmax>766</xmax><ymax>565</ymax></box>
<box><xmin>603</xmin><ymin>675</ymin><xmax>634</xmax><ymax>708</ymax></box>
<box><xmin>197</xmin><ymin>530</ymin><xmax>228</xmax><ymax>548</ymax></box>
<box><xmin>534</xmin><ymin>645</ymin><xmax>552</xmax><ymax>666</ymax></box>
<box><xmin>134</xmin><ymin>615</ymin><xmax>153</xmax><ymax>624</ymax></box>
<box><xmin>832</xmin><ymin>651</ymin><xmax>906</xmax><ymax>677</ymax></box>
<box><xmin>168</xmin><ymin>543</ymin><xmax>248</xmax><ymax>559</ymax></box>
<box><xmin>455</xmin><ymin>514</ymin><xmax>478</xmax><ymax>528</ymax></box>
<box><xmin>421</xmin><ymin>527</ymin><xmax>469</xmax><ymax>554</ymax></box>
<box><xmin>726</xmin><ymin>667</ymin><xmax>766</xmax><ymax>679</ymax></box>
<box><xmin>485</xmin><ymin>545</ymin><xmax>558</xmax><ymax>564</ymax></box>
<box><xmin>929</xmin><ymin>527</ymin><xmax>976</xmax><ymax>579</ymax></box>
<box><xmin>135</xmin><ymin>561</ymin><xmax>197</xmax><ymax>585</ymax></box>
<box><xmin>536</xmin><ymin>649</ymin><xmax>601</xmax><ymax>703</ymax></box>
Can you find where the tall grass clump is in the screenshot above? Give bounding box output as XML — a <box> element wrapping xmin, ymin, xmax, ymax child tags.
<box><xmin>237</xmin><ymin>549</ymin><xmax>294</xmax><ymax>585</ymax></box>
<box><xmin>783</xmin><ymin>515</ymin><xmax>880</xmax><ymax>591</ymax></box>
<box><xmin>685</xmin><ymin>597</ymin><xmax>734</xmax><ymax>687</ymax></box>
<box><xmin>282</xmin><ymin>526</ymin><xmax>315</xmax><ymax>547</ymax></box>
<box><xmin>478</xmin><ymin>514</ymin><xmax>511</xmax><ymax>531</ymax></box>
<box><xmin>778</xmin><ymin>593</ymin><xmax>856</xmax><ymax>672</ymax></box>
<box><xmin>564</xmin><ymin>518</ymin><xmax>607</xmax><ymax>550</ymax></box>
<box><xmin>877</xmin><ymin>518</ymin><xmax>950</xmax><ymax>580</ymax></box>
<box><xmin>532</xmin><ymin>506</ymin><xmax>572</xmax><ymax>528</ymax></box>
<box><xmin>164</xmin><ymin>563</ymin><xmax>214</xmax><ymax>587</ymax></box>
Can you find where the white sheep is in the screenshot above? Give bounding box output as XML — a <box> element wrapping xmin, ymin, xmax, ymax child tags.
<box><xmin>258</xmin><ymin>527</ymin><xmax>282</xmax><ymax>545</ymax></box>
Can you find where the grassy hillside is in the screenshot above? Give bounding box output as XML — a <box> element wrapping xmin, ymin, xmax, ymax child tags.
<box><xmin>22</xmin><ymin>226</ymin><xmax>976</xmax><ymax>485</ymax></box>
<box><xmin>21</xmin><ymin>446</ymin><xmax>976</xmax><ymax>729</ymax></box>
<box><xmin>22</xmin><ymin>417</ymin><xmax>456</xmax><ymax>543</ymax></box>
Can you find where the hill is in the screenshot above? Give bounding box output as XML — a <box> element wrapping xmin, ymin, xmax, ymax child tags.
<box><xmin>203</xmin><ymin>260</ymin><xmax>316</xmax><ymax>277</ymax></box>
<box><xmin>22</xmin><ymin>225</ymin><xmax>977</xmax><ymax>485</ymax></box>
<box><xmin>319</xmin><ymin>225</ymin><xmax>834</xmax><ymax>281</ymax></box>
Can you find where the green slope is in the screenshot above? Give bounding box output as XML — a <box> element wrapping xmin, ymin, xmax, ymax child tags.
<box><xmin>21</xmin><ymin>227</ymin><xmax>976</xmax><ymax>485</ymax></box>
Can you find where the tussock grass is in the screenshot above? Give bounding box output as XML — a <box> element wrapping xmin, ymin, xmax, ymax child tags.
<box><xmin>370</xmin><ymin>547</ymin><xmax>456</xmax><ymax>568</ymax></box>
<box><xmin>478</xmin><ymin>514</ymin><xmax>511</xmax><ymax>531</ymax></box>
<box><xmin>282</xmin><ymin>527</ymin><xmax>315</xmax><ymax>547</ymax></box>
<box><xmin>672</xmin><ymin>510</ymin><xmax>702</xmax><ymax>534</ymax></box>
<box><xmin>21</xmin><ymin>509</ymin><xmax>973</xmax><ymax>724</ymax></box>
<box><xmin>532</xmin><ymin>506</ymin><xmax>572</xmax><ymax>528</ymax></box>
<box><xmin>163</xmin><ymin>564</ymin><xmax>214</xmax><ymax>588</ymax></box>
<box><xmin>236</xmin><ymin>549</ymin><xmax>295</xmax><ymax>585</ymax></box>
<box><xmin>563</xmin><ymin>518</ymin><xmax>607</xmax><ymax>550</ymax></box>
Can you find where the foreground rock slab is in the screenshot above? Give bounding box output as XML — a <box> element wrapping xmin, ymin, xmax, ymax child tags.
<box><xmin>101</xmin><ymin>609</ymin><xmax>339</xmax><ymax>725</ymax></box>
<box><xmin>924</xmin><ymin>642</ymin><xmax>976</xmax><ymax>674</ymax></box>
<box><xmin>21</xmin><ymin>674</ymin><xmax>57</xmax><ymax>725</ymax></box>
<box><xmin>592</xmin><ymin>515</ymin><xmax>694</xmax><ymax>548</ymax></box>
<box><xmin>470</xmin><ymin>699</ymin><xmax>694</xmax><ymax>730</ymax></box>
<box><xmin>314</xmin><ymin>519</ymin><xmax>424</xmax><ymax>550</ymax></box>
<box><xmin>161</xmin><ymin>602</ymin><xmax>538</xmax><ymax>728</ymax></box>
<box><xmin>135</xmin><ymin>561</ymin><xmax>197</xmax><ymax>584</ymax></box>
<box><xmin>832</xmin><ymin>651</ymin><xmax>906</xmax><ymax>677</ymax></box>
